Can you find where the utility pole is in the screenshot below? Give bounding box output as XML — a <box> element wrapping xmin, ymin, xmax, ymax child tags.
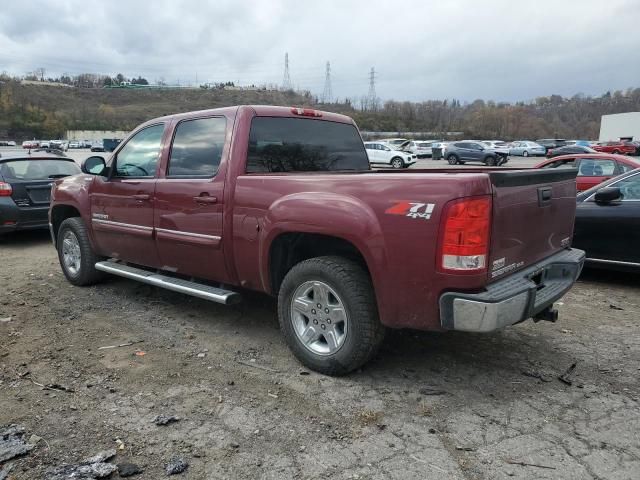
<box><xmin>282</xmin><ymin>53</ymin><xmax>292</xmax><ymax>91</ymax></box>
<box><xmin>322</xmin><ymin>61</ymin><xmax>332</xmax><ymax>104</ymax></box>
<box><xmin>367</xmin><ymin>67</ymin><xmax>377</xmax><ymax>111</ymax></box>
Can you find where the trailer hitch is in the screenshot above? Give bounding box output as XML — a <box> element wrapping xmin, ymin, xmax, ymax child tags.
<box><xmin>533</xmin><ymin>306</ymin><xmax>559</xmax><ymax>323</ymax></box>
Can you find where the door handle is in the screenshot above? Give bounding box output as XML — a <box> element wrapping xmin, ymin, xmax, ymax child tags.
<box><xmin>132</xmin><ymin>194</ymin><xmax>150</xmax><ymax>201</ymax></box>
<box><xmin>193</xmin><ymin>195</ymin><xmax>217</xmax><ymax>205</ymax></box>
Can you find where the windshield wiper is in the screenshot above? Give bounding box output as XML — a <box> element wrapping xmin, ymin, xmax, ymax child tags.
<box><xmin>48</xmin><ymin>174</ymin><xmax>72</xmax><ymax>179</ymax></box>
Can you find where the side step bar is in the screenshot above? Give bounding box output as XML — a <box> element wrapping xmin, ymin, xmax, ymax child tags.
<box><xmin>95</xmin><ymin>261</ymin><xmax>241</xmax><ymax>305</ymax></box>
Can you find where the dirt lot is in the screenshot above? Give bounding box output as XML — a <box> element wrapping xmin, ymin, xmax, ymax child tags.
<box><xmin>1</xmin><ymin>231</ymin><xmax>639</xmax><ymax>479</ymax></box>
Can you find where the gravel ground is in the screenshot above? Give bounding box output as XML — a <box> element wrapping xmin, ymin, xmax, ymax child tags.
<box><xmin>1</xmin><ymin>230</ymin><xmax>639</xmax><ymax>479</ymax></box>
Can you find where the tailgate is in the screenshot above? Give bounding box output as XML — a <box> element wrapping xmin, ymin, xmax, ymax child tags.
<box><xmin>487</xmin><ymin>169</ymin><xmax>578</xmax><ymax>281</ymax></box>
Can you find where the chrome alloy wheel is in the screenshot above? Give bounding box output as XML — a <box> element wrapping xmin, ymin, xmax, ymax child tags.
<box><xmin>62</xmin><ymin>230</ymin><xmax>81</xmax><ymax>275</ymax></box>
<box><xmin>290</xmin><ymin>280</ymin><xmax>348</xmax><ymax>356</ymax></box>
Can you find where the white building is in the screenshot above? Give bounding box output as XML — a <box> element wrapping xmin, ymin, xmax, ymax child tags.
<box><xmin>599</xmin><ymin>112</ymin><xmax>640</xmax><ymax>142</ymax></box>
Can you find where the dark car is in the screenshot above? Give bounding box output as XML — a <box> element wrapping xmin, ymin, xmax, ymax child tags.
<box><xmin>546</xmin><ymin>145</ymin><xmax>597</xmax><ymax>158</ymax></box>
<box><xmin>536</xmin><ymin>138</ymin><xmax>567</xmax><ymax>154</ymax></box>
<box><xmin>0</xmin><ymin>153</ymin><xmax>81</xmax><ymax>235</ymax></box>
<box><xmin>444</xmin><ymin>141</ymin><xmax>506</xmax><ymax>166</ymax></box>
<box><xmin>91</xmin><ymin>143</ymin><xmax>105</xmax><ymax>152</ymax></box>
<box><xmin>574</xmin><ymin>168</ymin><xmax>640</xmax><ymax>270</ymax></box>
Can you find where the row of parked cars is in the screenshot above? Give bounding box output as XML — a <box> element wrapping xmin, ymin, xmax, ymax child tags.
<box><xmin>20</xmin><ymin>139</ymin><xmax>101</xmax><ymax>150</ymax></box>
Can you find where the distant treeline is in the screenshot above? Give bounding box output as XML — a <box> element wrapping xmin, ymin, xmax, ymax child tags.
<box><xmin>2</xmin><ymin>73</ymin><xmax>640</xmax><ymax>141</ymax></box>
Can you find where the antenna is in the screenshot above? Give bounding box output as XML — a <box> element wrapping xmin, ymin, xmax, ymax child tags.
<box><xmin>282</xmin><ymin>53</ymin><xmax>292</xmax><ymax>90</ymax></box>
<box><xmin>367</xmin><ymin>67</ymin><xmax>377</xmax><ymax>110</ymax></box>
<box><xmin>322</xmin><ymin>61</ymin><xmax>332</xmax><ymax>103</ymax></box>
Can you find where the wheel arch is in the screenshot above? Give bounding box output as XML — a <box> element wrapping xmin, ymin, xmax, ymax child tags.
<box><xmin>50</xmin><ymin>204</ymin><xmax>82</xmax><ymax>247</ymax></box>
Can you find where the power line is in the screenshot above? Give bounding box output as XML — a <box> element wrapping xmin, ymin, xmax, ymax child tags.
<box><xmin>282</xmin><ymin>52</ymin><xmax>292</xmax><ymax>90</ymax></box>
<box><xmin>322</xmin><ymin>61</ymin><xmax>332</xmax><ymax>103</ymax></box>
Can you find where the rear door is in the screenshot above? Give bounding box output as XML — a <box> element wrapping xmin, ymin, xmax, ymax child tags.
<box><xmin>487</xmin><ymin>169</ymin><xmax>578</xmax><ymax>281</ymax></box>
<box><xmin>153</xmin><ymin>115</ymin><xmax>232</xmax><ymax>283</ymax></box>
<box><xmin>576</xmin><ymin>157</ymin><xmax>617</xmax><ymax>191</ymax></box>
<box><xmin>90</xmin><ymin>123</ymin><xmax>165</xmax><ymax>267</ymax></box>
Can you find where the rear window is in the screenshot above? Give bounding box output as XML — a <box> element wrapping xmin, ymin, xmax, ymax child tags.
<box><xmin>246</xmin><ymin>117</ymin><xmax>369</xmax><ymax>173</ymax></box>
<box><xmin>0</xmin><ymin>159</ymin><xmax>80</xmax><ymax>180</ymax></box>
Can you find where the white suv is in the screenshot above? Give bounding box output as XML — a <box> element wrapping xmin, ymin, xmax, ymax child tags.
<box><xmin>364</xmin><ymin>142</ymin><xmax>417</xmax><ymax>169</ymax></box>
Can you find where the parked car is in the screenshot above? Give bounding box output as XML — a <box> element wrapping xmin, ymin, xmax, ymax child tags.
<box><xmin>0</xmin><ymin>140</ymin><xmax>16</xmax><ymax>147</ymax></box>
<box><xmin>592</xmin><ymin>141</ymin><xmax>637</xmax><ymax>156</ymax></box>
<box><xmin>574</xmin><ymin>168</ymin><xmax>640</xmax><ymax>270</ymax></box>
<box><xmin>0</xmin><ymin>153</ymin><xmax>81</xmax><ymax>234</ymax></box>
<box><xmin>39</xmin><ymin>141</ymin><xmax>51</xmax><ymax>149</ymax></box>
<box><xmin>481</xmin><ymin>141</ymin><xmax>510</xmax><ymax>157</ymax></box>
<box><xmin>379</xmin><ymin>138</ymin><xmax>408</xmax><ymax>147</ymax></box>
<box><xmin>68</xmin><ymin>141</ymin><xmax>81</xmax><ymax>149</ymax></box>
<box><xmin>364</xmin><ymin>142</ymin><xmax>416</xmax><ymax>168</ymax></box>
<box><xmin>22</xmin><ymin>140</ymin><xmax>39</xmax><ymax>149</ymax></box>
<box><xmin>536</xmin><ymin>138</ymin><xmax>567</xmax><ymax>153</ymax></box>
<box><xmin>509</xmin><ymin>141</ymin><xmax>546</xmax><ymax>157</ymax></box>
<box><xmin>90</xmin><ymin>142</ymin><xmax>105</xmax><ymax>152</ymax></box>
<box><xmin>406</xmin><ymin>140</ymin><xmax>437</xmax><ymax>158</ymax></box>
<box><xmin>546</xmin><ymin>145</ymin><xmax>597</xmax><ymax>158</ymax></box>
<box><xmin>535</xmin><ymin>153</ymin><xmax>640</xmax><ymax>191</ymax></box>
<box><xmin>445</xmin><ymin>141</ymin><xmax>507</xmax><ymax>166</ymax></box>
<box><xmin>48</xmin><ymin>105</ymin><xmax>584</xmax><ymax>375</ymax></box>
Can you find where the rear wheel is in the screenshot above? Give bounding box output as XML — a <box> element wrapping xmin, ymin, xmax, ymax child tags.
<box><xmin>57</xmin><ymin>217</ymin><xmax>105</xmax><ymax>286</ymax></box>
<box><xmin>278</xmin><ymin>256</ymin><xmax>385</xmax><ymax>376</ymax></box>
<box><xmin>523</xmin><ymin>150</ymin><xmax>529</xmax><ymax>157</ymax></box>
<box><xmin>486</xmin><ymin>156</ymin><xmax>497</xmax><ymax>166</ymax></box>
<box><xmin>391</xmin><ymin>157</ymin><xmax>404</xmax><ymax>169</ymax></box>
<box><xmin>447</xmin><ymin>154</ymin><xmax>459</xmax><ymax>165</ymax></box>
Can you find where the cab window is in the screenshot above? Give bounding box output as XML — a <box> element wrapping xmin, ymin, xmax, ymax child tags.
<box><xmin>168</xmin><ymin>117</ymin><xmax>226</xmax><ymax>177</ymax></box>
<box><xmin>578</xmin><ymin>159</ymin><xmax>616</xmax><ymax>176</ymax></box>
<box><xmin>114</xmin><ymin>124</ymin><xmax>165</xmax><ymax>177</ymax></box>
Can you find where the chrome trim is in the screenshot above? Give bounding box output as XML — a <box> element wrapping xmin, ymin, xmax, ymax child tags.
<box><xmin>155</xmin><ymin>227</ymin><xmax>221</xmax><ymax>241</ymax></box>
<box><xmin>94</xmin><ymin>261</ymin><xmax>240</xmax><ymax>305</ymax></box>
<box><xmin>586</xmin><ymin>257</ymin><xmax>640</xmax><ymax>267</ymax></box>
<box><xmin>91</xmin><ymin>219</ymin><xmax>153</xmax><ymax>231</ymax></box>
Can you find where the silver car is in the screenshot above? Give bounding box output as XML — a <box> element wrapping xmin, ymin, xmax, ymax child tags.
<box><xmin>509</xmin><ymin>141</ymin><xmax>546</xmax><ymax>157</ymax></box>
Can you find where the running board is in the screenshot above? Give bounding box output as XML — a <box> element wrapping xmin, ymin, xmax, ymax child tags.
<box><xmin>95</xmin><ymin>261</ymin><xmax>241</xmax><ymax>305</ymax></box>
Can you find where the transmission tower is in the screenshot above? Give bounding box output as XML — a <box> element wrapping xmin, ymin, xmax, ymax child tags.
<box><xmin>322</xmin><ymin>61</ymin><xmax>332</xmax><ymax>103</ymax></box>
<box><xmin>367</xmin><ymin>67</ymin><xmax>377</xmax><ymax>110</ymax></box>
<box><xmin>282</xmin><ymin>52</ymin><xmax>292</xmax><ymax>90</ymax></box>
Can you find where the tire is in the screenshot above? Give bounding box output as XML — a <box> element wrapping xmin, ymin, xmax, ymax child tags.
<box><xmin>612</xmin><ymin>150</ymin><xmax>620</xmax><ymax>155</ymax></box>
<box><xmin>57</xmin><ymin>217</ymin><xmax>105</xmax><ymax>286</ymax></box>
<box><xmin>447</xmin><ymin>154</ymin><xmax>459</xmax><ymax>165</ymax></box>
<box><xmin>523</xmin><ymin>150</ymin><xmax>529</xmax><ymax>157</ymax></box>
<box><xmin>485</xmin><ymin>156</ymin><xmax>497</xmax><ymax>166</ymax></box>
<box><xmin>391</xmin><ymin>157</ymin><xmax>404</xmax><ymax>169</ymax></box>
<box><xmin>277</xmin><ymin>256</ymin><xmax>386</xmax><ymax>376</ymax></box>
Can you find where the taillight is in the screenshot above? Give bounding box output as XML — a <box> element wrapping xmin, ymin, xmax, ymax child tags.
<box><xmin>291</xmin><ymin>107</ymin><xmax>322</xmax><ymax>117</ymax></box>
<box><xmin>437</xmin><ymin>196</ymin><xmax>491</xmax><ymax>273</ymax></box>
<box><xmin>0</xmin><ymin>182</ymin><xmax>12</xmax><ymax>197</ymax></box>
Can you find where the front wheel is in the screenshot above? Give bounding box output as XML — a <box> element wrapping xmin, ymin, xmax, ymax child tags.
<box><xmin>391</xmin><ymin>157</ymin><xmax>404</xmax><ymax>169</ymax></box>
<box><xmin>523</xmin><ymin>150</ymin><xmax>529</xmax><ymax>157</ymax></box>
<box><xmin>278</xmin><ymin>256</ymin><xmax>385</xmax><ymax>376</ymax></box>
<box><xmin>57</xmin><ymin>217</ymin><xmax>105</xmax><ymax>286</ymax></box>
<box><xmin>485</xmin><ymin>156</ymin><xmax>497</xmax><ymax>166</ymax></box>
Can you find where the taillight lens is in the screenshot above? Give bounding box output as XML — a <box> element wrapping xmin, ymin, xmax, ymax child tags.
<box><xmin>0</xmin><ymin>182</ymin><xmax>12</xmax><ymax>197</ymax></box>
<box><xmin>438</xmin><ymin>196</ymin><xmax>491</xmax><ymax>273</ymax></box>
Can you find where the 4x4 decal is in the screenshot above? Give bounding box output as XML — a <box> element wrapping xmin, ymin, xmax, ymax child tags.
<box><xmin>385</xmin><ymin>202</ymin><xmax>435</xmax><ymax>220</ymax></box>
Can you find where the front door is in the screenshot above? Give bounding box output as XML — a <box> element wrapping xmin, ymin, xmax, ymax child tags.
<box><xmin>90</xmin><ymin>123</ymin><xmax>166</xmax><ymax>267</ymax></box>
<box><xmin>153</xmin><ymin>116</ymin><xmax>231</xmax><ymax>283</ymax></box>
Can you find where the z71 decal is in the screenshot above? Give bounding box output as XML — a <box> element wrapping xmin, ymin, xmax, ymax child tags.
<box><xmin>385</xmin><ymin>202</ymin><xmax>435</xmax><ymax>220</ymax></box>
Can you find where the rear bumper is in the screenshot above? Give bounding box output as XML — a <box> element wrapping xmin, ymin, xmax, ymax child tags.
<box><xmin>439</xmin><ymin>248</ymin><xmax>585</xmax><ymax>332</ymax></box>
<box><xmin>0</xmin><ymin>198</ymin><xmax>50</xmax><ymax>233</ymax></box>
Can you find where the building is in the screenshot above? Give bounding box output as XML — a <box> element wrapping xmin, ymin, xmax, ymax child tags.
<box><xmin>65</xmin><ymin>130</ymin><xmax>129</xmax><ymax>142</ymax></box>
<box><xmin>599</xmin><ymin>112</ymin><xmax>640</xmax><ymax>142</ymax></box>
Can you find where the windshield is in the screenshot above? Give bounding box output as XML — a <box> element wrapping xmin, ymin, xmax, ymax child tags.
<box><xmin>0</xmin><ymin>159</ymin><xmax>80</xmax><ymax>180</ymax></box>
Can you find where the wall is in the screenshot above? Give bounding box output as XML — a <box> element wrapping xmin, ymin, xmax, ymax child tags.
<box><xmin>65</xmin><ymin>130</ymin><xmax>129</xmax><ymax>141</ymax></box>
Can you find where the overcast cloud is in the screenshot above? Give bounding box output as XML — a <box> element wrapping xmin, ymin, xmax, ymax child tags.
<box><xmin>1</xmin><ymin>0</ymin><xmax>639</xmax><ymax>102</ymax></box>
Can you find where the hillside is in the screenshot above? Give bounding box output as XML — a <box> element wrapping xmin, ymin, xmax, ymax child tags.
<box><xmin>2</xmin><ymin>79</ymin><xmax>640</xmax><ymax>140</ymax></box>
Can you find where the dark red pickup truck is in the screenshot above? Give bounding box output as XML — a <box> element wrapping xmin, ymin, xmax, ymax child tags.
<box><xmin>49</xmin><ymin>106</ymin><xmax>585</xmax><ymax>375</ymax></box>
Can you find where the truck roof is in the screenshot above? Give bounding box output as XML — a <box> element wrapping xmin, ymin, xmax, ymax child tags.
<box><xmin>139</xmin><ymin>105</ymin><xmax>355</xmax><ymax>128</ymax></box>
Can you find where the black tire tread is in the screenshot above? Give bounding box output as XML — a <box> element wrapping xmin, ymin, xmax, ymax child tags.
<box><xmin>57</xmin><ymin>217</ymin><xmax>105</xmax><ymax>286</ymax></box>
<box><xmin>277</xmin><ymin>256</ymin><xmax>385</xmax><ymax>376</ymax></box>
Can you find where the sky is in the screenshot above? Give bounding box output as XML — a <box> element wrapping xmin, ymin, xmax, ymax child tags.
<box><xmin>1</xmin><ymin>0</ymin><xmax>639</xmax><ymax>103</ymax></box>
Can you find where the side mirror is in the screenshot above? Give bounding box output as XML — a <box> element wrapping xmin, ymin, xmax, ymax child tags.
<box><xmin>82</xmin><ymin>156</ymin><xmax>107</xmax><ymax>176</ymax></box>
<box><xmin>594</xmin><ymin>187</ymin><xmax>622</xmax><ymax>204</ymax></box>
